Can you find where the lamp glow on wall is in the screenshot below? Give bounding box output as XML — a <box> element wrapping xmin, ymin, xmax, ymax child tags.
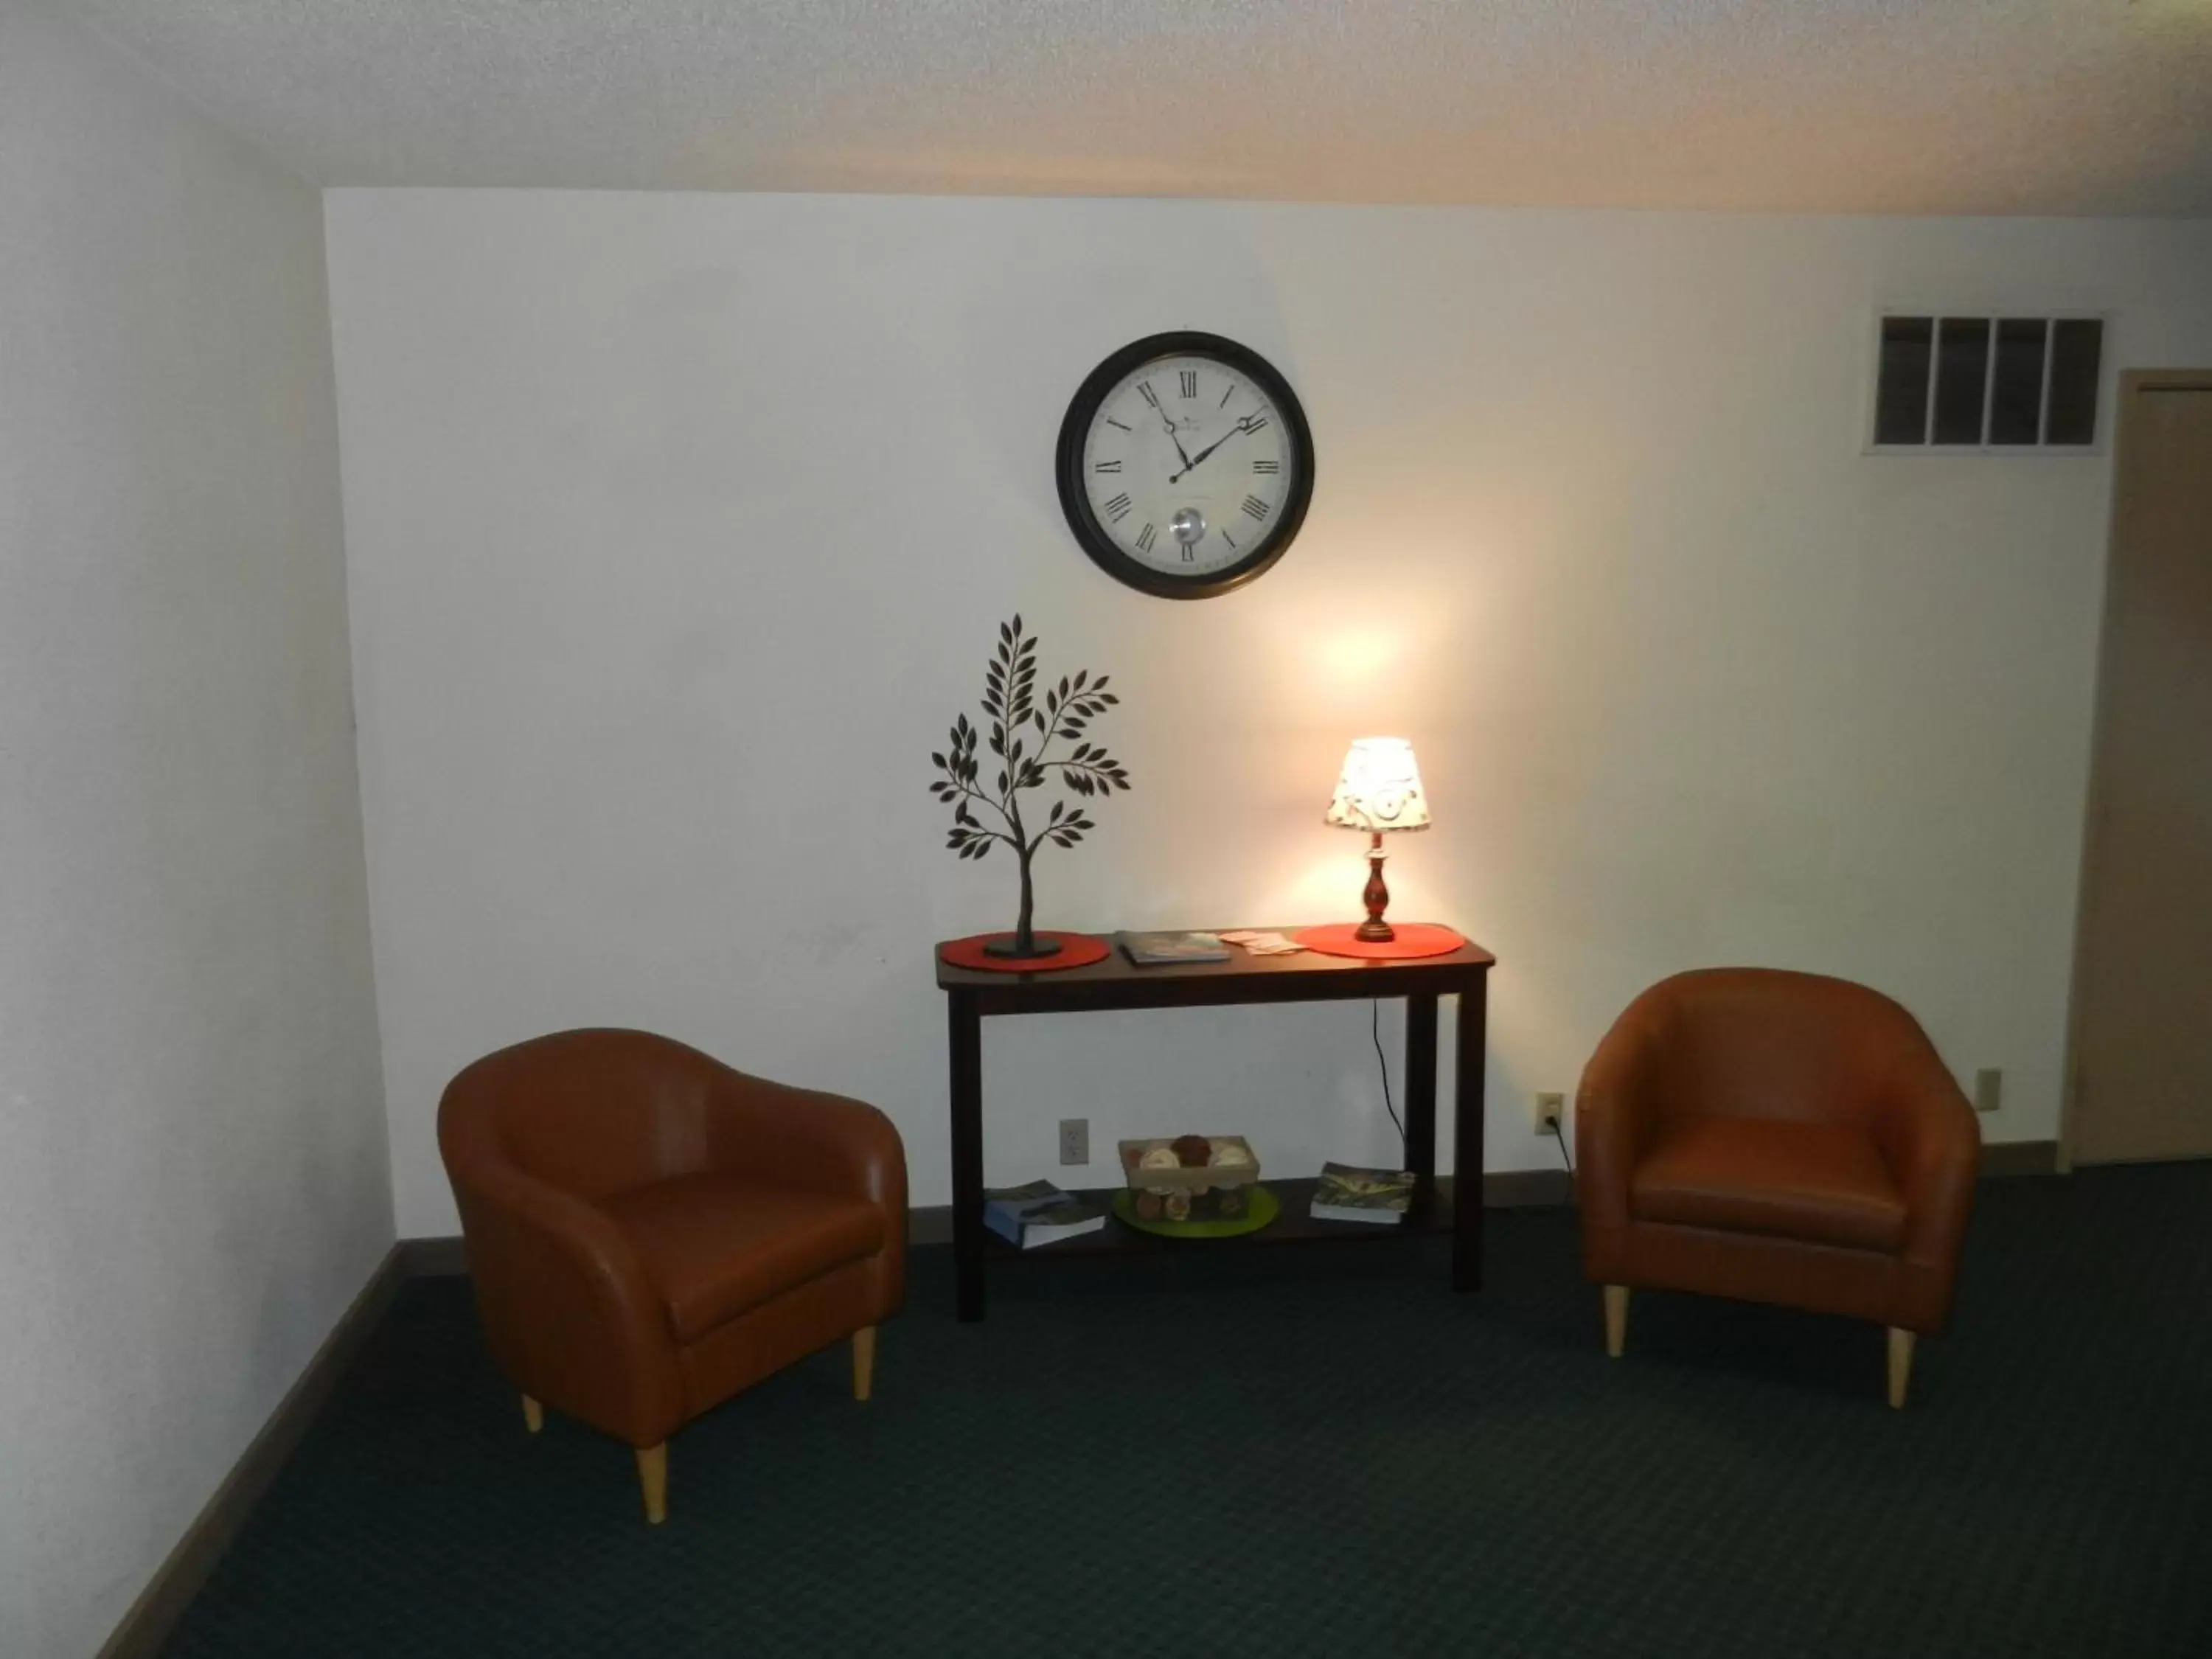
<box><xmin>1324</xmin><ymin>737</ymin><xmax>1431</xmax><ymax>941</ymax></box>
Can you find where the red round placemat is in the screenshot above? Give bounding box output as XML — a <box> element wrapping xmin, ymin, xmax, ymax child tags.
<box><xmin>1291</xmin><ymin>922</ymin><xmax>1467</xmax><ymax>960</ymax></box>
<box><xmin>937</xmin><ymin>931</ymin><xmax>1111</xmax><ymax>973</ymax></box>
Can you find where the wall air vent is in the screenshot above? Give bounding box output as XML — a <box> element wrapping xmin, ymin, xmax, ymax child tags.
<box><xmin>1869</xmin><ymin>313</ymin><xmax>2104</xmax><ymax>453</ymax></box>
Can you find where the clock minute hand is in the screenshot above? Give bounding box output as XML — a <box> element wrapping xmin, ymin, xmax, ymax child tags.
<box><xmin>1169</xmin><ymin>415</ymin><xmax>1259</xmax><ymax>483</ymax></box>
<box><xmin>1140</xmin><ymin>382</ymin><xmax>1194</xmax><ymax>467</ymax></box>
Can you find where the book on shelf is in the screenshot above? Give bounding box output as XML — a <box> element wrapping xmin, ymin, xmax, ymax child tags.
<box><xmin>982</xmin><ymin>1180</ymin><xmax>1107</xmax><ymax>1249</ymax></box>
<box><xmin>1116</xmin><ymin>930</ymin><xmax>1231</xmax><ymax>966</ymax></box>
<box><xmin>1310</xmin><ymin>1162</ymin><xmax>1416</xmax><ymax>1225</ymax></box>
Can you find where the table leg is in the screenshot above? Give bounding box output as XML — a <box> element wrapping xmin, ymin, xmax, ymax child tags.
<box><xmin>1453</xmin><ymin>974</ymin><xmax>1489</xmax><ymax>1292</ymax></box>
<box><xmin>1403</xmin><ymin>994</ymin><xmax>1438</xmax><ymax>1222</ymax></box>
<box><xmin>947</xmin><ymin>991</ymin><xmax>985</xmax><ymax>1322</ymax></box>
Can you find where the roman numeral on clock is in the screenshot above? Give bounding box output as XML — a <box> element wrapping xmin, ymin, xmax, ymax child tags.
<box><xmin>1105</xmin><ymin>417</ymin><xmax>1133</xmax><ymax>432</ymax></box>
<box><xmin>1135</xmin><ymin>523</ymin><xmax>1157</xmax><ymax>553</ymax></box>
<box><xmin>1252</xmin><ymin>459</ymin><xmax>1279</xmax><ymax>473</ymax></box>
<box><xmin>1138</xmin><ymin>381</ymin><xmax>1161</xmax><ymax>410</ymax></box>
<box><xmin>1094</xmin><ymin>459</ymin><xmax>1122</xmax><ymax>473</ymax></box>
<box><xmin>1179</xmin><ymin>370</ymin><xmax>1197</xmax><ymax>399</ymax></box>
<box><xmin>1102</xmin><ymin>493</ymin><xmax>1133</xmax><ymax>524</ymax></box>
<box><xmin>1241</xmin><ymin>495</ymin><xmax>1271</xmax><ymax>521</ymax></box>
<box><xmin>1243</xmin><ymin>415</ymin><xmax>1270</xmax><ymax>435</ymax></box>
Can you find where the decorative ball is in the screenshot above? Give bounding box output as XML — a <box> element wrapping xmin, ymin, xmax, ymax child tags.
<box><xmin>1171</xmin><ymin>1134</ymin><xmax>1211</xmax><ymax>1167</ymax></box>
<box><xmin>1164</xmin><ymin>1192</ymin><xmax>1193</xmax><ymax>1222</ymax></box>
<box><xmin>1214</xmin><ymin>1188</ymin><xmax>1247</xmax><ymax>1217</ymax></box>
<box><xmin>1138</xmin><ymin>1145</ymin><xmax>1180</xmax><ymax>1172</ymax></box>
<box><xmin>1134</xmin><ymin>1191</ymin><xmax>1164</xmax><ymax>1221</ymax></box>
<box><xmin>1209</xmin><ymin>1139</ymin><xmax>1254</xmax><ymax>1169</ymax></box>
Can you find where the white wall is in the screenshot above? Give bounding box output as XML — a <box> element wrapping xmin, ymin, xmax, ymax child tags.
<box><xmin>0</xmin><ymin>6</ymin><xmax>389</xmax><ymax>1654</ymax></box>
<box><xmin>324</xmin><ymin>189</ymin><xmax>2212</xmax><ymax>1237</ymax></box>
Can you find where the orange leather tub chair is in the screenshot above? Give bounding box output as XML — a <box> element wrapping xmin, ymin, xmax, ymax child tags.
<box><xmin>439</xmin><ymin>1029</ymin><xmax>907</xmax><ymax>1520</ymax></box>
<box><xmin>1576</xmin><ymin>970</ymin><xmax>1979</xmax><ymax>1407</ymax></box>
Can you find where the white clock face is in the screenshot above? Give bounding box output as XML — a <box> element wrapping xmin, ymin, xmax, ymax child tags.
<box><xmin>1079</xmin><ymin>355</ymin><xmax>1297</xmax><ymax>580</ymax></box>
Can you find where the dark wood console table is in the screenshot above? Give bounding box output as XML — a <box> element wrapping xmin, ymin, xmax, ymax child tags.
<box><xmin>936</xmin><ymin>932</ymin><xmax>1495</xmax><ymax>1321</ymax></box>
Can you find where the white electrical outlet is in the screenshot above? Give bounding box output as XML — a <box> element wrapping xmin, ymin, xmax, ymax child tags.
<box><xmin>1058</xmin><ymin>1118</ymin><xmax>1089</xmax><ymax>1165</ymax></box>
<box><xmin>1974</xmin><ymin>1068</ymin><xmax>2003</xmax><ymax>1114</ymax></box>
<box><xmin>1534</xmin><ymin>1092</ymin><xmax>1565</xmax><ymax>1134</ymax></box>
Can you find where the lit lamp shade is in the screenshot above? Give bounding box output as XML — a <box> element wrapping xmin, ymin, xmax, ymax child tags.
<box><xmin>1324</xmin><ymin>737</ymin><xmax>1431</xmax><ymax>835</ymax></box>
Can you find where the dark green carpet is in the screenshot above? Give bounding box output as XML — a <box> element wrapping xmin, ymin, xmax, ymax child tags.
<box><xmin>161</xmin><ymin>1165</ymin><xmax>2212</xmax><ymax>1658</ymax></box>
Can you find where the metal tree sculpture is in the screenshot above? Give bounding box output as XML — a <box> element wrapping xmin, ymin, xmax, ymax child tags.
<box><xmin>930</xmin><ymin>615</ymin><xmax>1130</xmax><ymax>959</ymax></box>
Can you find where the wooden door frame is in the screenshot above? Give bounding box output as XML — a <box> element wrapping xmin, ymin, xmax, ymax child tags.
<box><xmin>2058</xmin><ymin>369</ymin><xmax>2212</xmax><ymax>1170</ymax></box>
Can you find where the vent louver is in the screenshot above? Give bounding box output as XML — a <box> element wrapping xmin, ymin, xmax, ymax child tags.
<box><xmin>1871</xmin><ymin>314</ymin><xmax>2103</xmax><ymax>451</ymax></box>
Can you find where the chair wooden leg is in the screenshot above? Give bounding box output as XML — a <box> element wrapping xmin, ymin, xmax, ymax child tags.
<box><xmin>521</xmin><ymin>1394</ymin><xmax>543</xmax><ymax>1434</ymax></box>
<box><xmin>1887</xmin><ymin>1327</ymin><xmax>1916</xmax><ymax>1410</ymax></box>
<box><xmin>1603</xmin><ymin>1286</ymin><xmax>1630</xmax><ymax>1358</ymax></box>
<box><xmin>635</xmin><ymin>1443</ymin><xmax>667</xmax><ymax>1524</ymax></box>
<box><xmin>852</xmin><ymin>1325</ymin><xmax>877</xmax><ymax>1403</ymax></box>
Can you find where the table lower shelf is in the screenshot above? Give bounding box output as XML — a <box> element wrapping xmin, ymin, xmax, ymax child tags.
<box><xmin>986</xmin><ymin>1176</ymin><xmax>1454</xmax><ymax>1259</ymax></box>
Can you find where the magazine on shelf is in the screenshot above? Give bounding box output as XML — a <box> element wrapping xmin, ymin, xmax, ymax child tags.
<box><xmin>1310</xmin><ymin>1162</ymin><xmax>1416</xmax><ymax>1225</ymax></box>
<box><xmin>982</xmin><ymin>1180</ymin><xmax>1107</xmax><ymax>1248</ymax></box>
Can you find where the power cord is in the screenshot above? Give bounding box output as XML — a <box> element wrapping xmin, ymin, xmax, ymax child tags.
<box><xmin>1370</xmin><ymin>998</ymin><xmax>1406</xmax><ymax>1160</ymax></box>
<box><xmin>1368</xmin><ymin>995</ymin><xmax>1576</xmax><ymax>1180</ymax></box>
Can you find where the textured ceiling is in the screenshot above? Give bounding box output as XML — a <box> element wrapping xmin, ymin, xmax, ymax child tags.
<box><xmin>55</xmin><ymin>0</ymin><xmax>2212</xmax><ymax>212</ymax></box>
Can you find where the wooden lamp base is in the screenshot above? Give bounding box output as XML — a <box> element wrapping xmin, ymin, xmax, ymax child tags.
<box><xmin>1355</xmin><ymin>832</ymin><xmax>1395</xmax><ymax>942</ymax></box>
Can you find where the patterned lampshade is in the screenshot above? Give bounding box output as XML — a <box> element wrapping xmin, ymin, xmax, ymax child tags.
<box><xmin>1324</xmin><ymin>737</ymin><xmax>1432</xmax><ymax>833</ymax></box>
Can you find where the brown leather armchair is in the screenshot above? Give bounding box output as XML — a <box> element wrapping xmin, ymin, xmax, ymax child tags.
<box><xmin>1576</xmin><ymin>970</ymin><xmax>1979</xmax><ymax>1407</ymax></box>
<box><xmin>438</xmin><ymin>1029</ymin><xmax>907</xmax><ymax>1520</ymax></box>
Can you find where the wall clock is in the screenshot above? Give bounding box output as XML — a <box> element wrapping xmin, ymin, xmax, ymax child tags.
<box><xmin>1055</xmin><ymin>331</ymin><xmax>1315</xmax><ymax>600</ymax></box>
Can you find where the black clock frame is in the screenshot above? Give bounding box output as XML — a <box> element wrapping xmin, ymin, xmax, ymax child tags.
<box><xmin>1054</xmin><ymin>331</ymin><xmax>1315</xmax><ymax>601</ymax></box>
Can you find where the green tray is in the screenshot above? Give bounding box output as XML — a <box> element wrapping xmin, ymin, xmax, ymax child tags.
<box><xmin>1110</xmin><ymin>1183</ymin><xmax>1281</xmax><ymax>1240</ymax></box>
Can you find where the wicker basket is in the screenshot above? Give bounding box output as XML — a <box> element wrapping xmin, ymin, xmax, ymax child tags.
<box><xmin>1116</xmin><ymin>1135</ymin><xmax>1261</xmax><ymax>1195</ymax></box>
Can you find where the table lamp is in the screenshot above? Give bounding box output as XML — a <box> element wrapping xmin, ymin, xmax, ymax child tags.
<box><xmin>1324</xmin><ymin>737</ymin><xmax>1431</xmax><ymax>942</ymax></box>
